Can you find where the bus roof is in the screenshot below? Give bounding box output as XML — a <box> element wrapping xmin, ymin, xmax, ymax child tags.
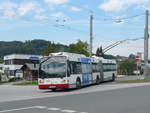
<box><xmin>92</xmin><ymin>56</ymin><xmax>116</xmax><ymax>64</ymax></box>
<box><xmin>49</xmin><ymin>52</ymin><xmax>89</xmax><ymax>62</ymax></box>
<box><xmin>42</xmin><ymin>52</ymin><xmax>116</xmax><ymax>64</ymax></box>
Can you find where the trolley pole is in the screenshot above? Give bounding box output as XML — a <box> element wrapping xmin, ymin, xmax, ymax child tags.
<box><xmin>89</xmin><ymin>14</ymin><xmax>93</xmax><ymax>57</ymax></box>
<box><xmin>144</xmin><ymin>10</ymin><xmax>150</xmax><ymax>79</ymax></box>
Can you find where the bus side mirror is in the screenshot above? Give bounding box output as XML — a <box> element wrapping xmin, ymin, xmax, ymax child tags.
<box><xmin>67</xmin><ymin>70</ymin><xmax>71</xmax><ymax>77</ymax></box>
<box><xmin>67</xmin><ymin>60</ymin><xmax>71</xmax><ymax>77</ymax></box>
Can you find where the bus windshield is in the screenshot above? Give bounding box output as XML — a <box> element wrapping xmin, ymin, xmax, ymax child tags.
<box><xmin>39</xmin><ymin>56</ymin><xmax>67</xmax><ymax>78</ymax></box>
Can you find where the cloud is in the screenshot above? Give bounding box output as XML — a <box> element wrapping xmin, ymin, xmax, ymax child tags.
<box><xmin>99</xmin><ymin>0</ymin><xmax>149</xmax><ymax>12</ymax></box>
<box><xmin>71</xmin><ymin>7</ymin><xmax>81</xmax><ymax>11</ymax></box>
<box><xmin>0</xmin><ymin>2</ymin><xmax>17</xmax><ymax>18</ymax></box>
<box><xmin>35</xmin><ymin>15</ymin><xmax>48</xmax><ymax>21</ymax></box>
<box><xmin>4</xmin><ymin>10</ymin><xmax>16</xmax><ymax>18</ymax></box>
<box><xmin>136</xmin><ymin>4</ymin><xmax>150</xmax><ymax>10</ymax></box>
<box><xmin>0</xmin><ymin>2</ymin><xmax>17</xmax><ymax>10</ymax></box>
<box><xmin>0</xmin><ymin>1</ymin><xmax>72</xmax><ymax>23</ymax></box>
<box><xmin>44</xmin><ymin>0</ymin><xmax>69</xmax><ymax>4</ymax></box>
<box><xmin>0</xmin><ymin>1</ymin><xmax>45</xmax><ymax>21</ymax></box>
<box><xmin>18</xmin><ymin>2</ymin><xmax>42</xmax><ymax>16</ymax></box>
<box><xmin>50</xmin><ymin>12</ymin><xmax>68</xmax><ymax>18</ymax></box>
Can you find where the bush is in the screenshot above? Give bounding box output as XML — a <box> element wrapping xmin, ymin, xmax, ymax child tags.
<box><xmin>13</xmin><ymin>81</ymin><xmax>38</xmax><ymax>85</ymax></box>
<box><xmin>8</xmin><ymin>77</ymin><xmax>23</xmax><ymax>82</ymax></box>
<box><xmin>118</xmin><ymin>60</ymin><xmax>136</xmax><ymax>75</ymax></box>
<box><xmin>8</xmin><ymin>78</ymin><xmax>16</xmax><ymax>82</ymax></box>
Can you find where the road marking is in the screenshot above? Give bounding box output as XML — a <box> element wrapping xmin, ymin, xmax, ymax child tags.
<box><xmin>48</xmin><ymin>108</ymin><xmax>61</xmax><ymax>111</ymax></box>
<box><xmin>61</xmin><ymin>109</ymin><xmax>77</xmax><ymax>113</ymax></box>
<box><xmin>0</xmin><ymin>106</ymin><xmax>88</xmax><ymax>113</ymax></box>
<box><xmin>0</xmin><ymin>106</ymin><xmax>37</xmax><ymax>113</ymax></box>
<box><xmin>80</xmin><ymin>112</ymin><xmax>88</xmax><ymax>113</ymax></box>
<box><xmin>35</xmin><ymin>106</ymin><xmax>47</xmax><ymax>109</ymax></box>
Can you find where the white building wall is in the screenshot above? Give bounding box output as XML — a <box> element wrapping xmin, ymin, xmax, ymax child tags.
<box><xmin>4</xmin><ymin>54</ymin><xmax>42</xmax><ymax>60</ymax></box>
<box><xmin>3</xmin><ymin>65</ymin><xmax>22</xmax><ymax>71</ymax></box>
<box><xmin>3</xmin><ymin>54</ymin><xmax>43</xmax><ymax>77</ymax></box>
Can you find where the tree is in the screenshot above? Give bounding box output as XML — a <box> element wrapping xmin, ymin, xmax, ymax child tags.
<box><xmin>0</xmin><ymin>58</ymin><xmax>3</xmax><ymax>63</ymax></box>
<box><xmin>99</xmin><ymin>46</ymin><xmax>104</xmax><ymax>57</ymax></box>
<box><xmin>117</xmin><ymin>60</ymin><xmax>136</xmax><ymax>75</ymax></box>
<box><xmin>43</xmin><ymin>42</ymin><xmax>57</xmax><ymax>56</ymax></box>
<box><xmin>103</xmin><ymin>54</ymin><xmax>116</xmax><ymax>59</ymax></box>
<box><xmin>0</xmin><ymin>40</ymin><xmax>48</xmax><ymax>58</ymax></box>
<box><xmin>68</xmin><ymin>40</ymin><xmax>89</xmax><ymax>56</ymax></box>
<box><xmin>96</xmin><ymin>48</ymin><xmax>100</xmax><ymax>56</ymax></box>
<box><xmin>96</xmin><ymin>46</ymin><xmax>104</xmax><ymax>57</ymax></box>
<box><xmin>128</xmin><ymin>54</ymin><xmax>135</xmax><ymax>60</ymax></box>
<box><xmin>0</xmin><ymin>40</ymin><xmax>69</xmax><ymax>58</ymax></box>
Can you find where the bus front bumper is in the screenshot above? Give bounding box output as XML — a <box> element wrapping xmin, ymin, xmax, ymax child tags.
<box><xmin>39</xmin><ymin>84</ymin><xmax>69</xmax><ymax>89</ymax></box>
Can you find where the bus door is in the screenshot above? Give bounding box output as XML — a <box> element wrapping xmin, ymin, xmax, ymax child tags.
<box><xmin>98</xmin><ymin>61</ymin><xmax>104</xmax><ymax>82</ymax></box>
<box><xmin>80</xmin><ymin>58</ymin><xmax>92</xmax><ymax>86</ymax></box>
<box><xmin>82</xmin><ymin>63</ymin><xmax>92</xmax><ymax>86</ymax></box>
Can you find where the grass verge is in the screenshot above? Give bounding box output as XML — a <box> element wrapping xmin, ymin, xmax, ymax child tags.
<box><xmin>115</xmin><ymin>79</ymin><xmax>150</xmax><ymax>84</ymax></box>
<box><xmin>13</xmin><ymin>81</ymin><xmax>38</xmax><ymax>86</ymax></box>
<box><xmin>0</xmin><ymin>81</ymin><xmax>8</xmax><ymax>85</ymax></box>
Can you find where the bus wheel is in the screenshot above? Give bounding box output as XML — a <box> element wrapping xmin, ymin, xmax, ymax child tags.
<box><xmin>112</xmin><ymin>74</ymin><xmax>115</xmax><ymax>81</ymax></box>
<box><xmin>76</xmin><ymin>78</ymin><xmax>81</xmax><ymax>89</ymax></box>
<box><xmin>96</xmin><ymin>76</ymin><xmax>100</xmax><ymax>85</ymax></box>
<box><xmin>51</xmin><ymin>89</ymin><xmax>56</xmax><ymax>91</ymax></box>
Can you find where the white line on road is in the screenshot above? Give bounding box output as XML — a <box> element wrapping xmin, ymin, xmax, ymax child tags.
<box><xmin>0</xmin><ymin>106</ymin><xmax>88</xmax><ymax>113</ymax></box>
<box><xmin>0</xmin><ymin>106</ymin><xmax>37</xmax><ymax>113</ymax></box>
<box><xmin>35</xmin><ymin>106</ymin><xmax>47</xmax><ymax>109</ymax></box>
<box><xmin>61</xmin><ymin>109</ymin><xmax>77</xmax><ymax>113</ymax></box>
<box><xmin>80</xmin><ymin>112</ymin><xmax>88</xmax><ymax>113</ymax></box>
<box><xmin>48</xmin><ymin>107</ymin><xmax>61</xmax><ymax>111</ymax></box>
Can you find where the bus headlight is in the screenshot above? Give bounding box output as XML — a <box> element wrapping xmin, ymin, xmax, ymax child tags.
<box><xmin>62</xmin><ymin>80</ymin><xmax>69</xmax><ymax>83</ymax></box>
<box><xmin>39</xmin><ymin>79</ymin><xmax>44</xmax><ymax>83</ymax></box>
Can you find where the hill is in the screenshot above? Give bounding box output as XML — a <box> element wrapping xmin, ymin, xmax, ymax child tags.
<box><xmin>0</xmin><ymin>39</ymin><xmax>69</xmax><ymax>62</ymax></box>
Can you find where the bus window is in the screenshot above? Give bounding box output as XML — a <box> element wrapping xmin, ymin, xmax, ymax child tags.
<box><xmin>82</xmin><ymin>63</ymin><xmax>92</xmax><ymax>73</ymax></box>
<box><xmin>92</xmin><ymin>63</ymin><xmax>100</xmax><ymax>72</ymax></box>
<box><xmin>69</xmin><ymin>62</ymin><xmax>82</xmax><ymax>74</ymax></box>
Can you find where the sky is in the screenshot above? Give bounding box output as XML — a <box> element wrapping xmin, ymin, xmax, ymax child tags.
<box><xmin>0</xmin><ymin>0</ymin><xmax>150</xmax><ymax>57</ymax></box>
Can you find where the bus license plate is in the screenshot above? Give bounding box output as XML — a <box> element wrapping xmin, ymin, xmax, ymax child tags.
<box><xmin>49</xmin><ymin>86</ymin><xmax>56</xmax><ymax>88</ymax></box>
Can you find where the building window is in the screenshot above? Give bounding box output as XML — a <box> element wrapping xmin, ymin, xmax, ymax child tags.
<box><xmin>4</xmin><ymin>59</ymin><xmax>39</xmax><ymax>65</ymax></box>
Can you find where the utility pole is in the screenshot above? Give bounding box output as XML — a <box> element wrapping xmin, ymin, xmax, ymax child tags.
<box><xmin>144</xmin><ymin>10</ymin><xmax>149</xmax><ymax>64</ymax></box>
<box><xmin>89</xmin><ymin>14</ymin><xmax>93</xmax><ymax>57</ymax></box>
<box><xmin>144</xmin><ymin>10</ymin><xmax>150</xmax><ymax>79</ymax></box>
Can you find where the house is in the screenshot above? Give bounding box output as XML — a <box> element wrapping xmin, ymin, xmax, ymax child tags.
<box><xmin>3</xmin><ymin>54</ymin><xmax>42</xmax><ymax>78</ymax></box>
<box><xmin>21</xmin><ymin>63</ymin><xmax>39</xmax><ymax>81</ymax></box>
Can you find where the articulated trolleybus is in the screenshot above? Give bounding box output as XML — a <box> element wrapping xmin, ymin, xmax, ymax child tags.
<box><xmin>38</xmin><ymin>52</ymin><xmax>116</xmax><ymax>91</ymax></box>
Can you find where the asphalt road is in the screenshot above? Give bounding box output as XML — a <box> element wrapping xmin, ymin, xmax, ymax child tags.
<box><xmin>1</xmin><ymin>82</ymin><xmax>150</xmax><ymax>103</ymax></box>
<box><xmin>1</xmin><ymin>84</ymin><xmax>150</xmax><ymax>113</ymax></box>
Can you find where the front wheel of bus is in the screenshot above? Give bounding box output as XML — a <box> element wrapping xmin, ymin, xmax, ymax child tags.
<box><xmin>76</xmin><ymin>78</ymin><xmax>81</xmax><ymax>89</ymax></box>
<box><xmin>51</xmin><ymin>89</ymin><xmax>56</xmax><ymax>92</ymax></box>
<box><xmin>96</xmin><ymin>76</ymin><xmax>100</xmax><ymax>85</ymax></box>
<box><xmin>112</xmin><ymin>74</ymin><xmax>115</xmax><ymax>81</ymax></box>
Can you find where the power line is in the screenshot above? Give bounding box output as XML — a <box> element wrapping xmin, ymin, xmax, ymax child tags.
<box><xmin>103</xmin><ymin>37</ymin><xmax>144</xmax><ymax>53</ymax></box>
<box><xmin>95</xmin><ymin>13</ymin><xmax>144</xmax><ymax>22</ymax></box>
<box><xmin>53</xmin><ymin>24</ymin><xmax>89</xmax><ymax>35</ymax></box>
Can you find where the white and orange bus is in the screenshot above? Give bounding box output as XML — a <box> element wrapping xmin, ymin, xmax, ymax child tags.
<box><xmin>38</xmin><ymin>52</ymin><xmax>116</xmax><ymax>91</ymax></box>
